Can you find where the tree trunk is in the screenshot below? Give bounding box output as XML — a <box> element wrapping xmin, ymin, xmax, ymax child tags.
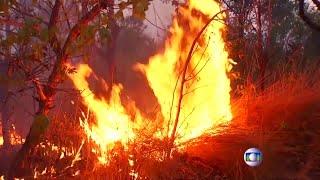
<box><xmin>106</xmin><ymin>0</ymin><xmax>120</xmax><ymax>98</ymax></box>
<box><xmin>1</xmin><ymin>101</ymin><xmax>11</xmax><ymax>151</ymax></box>
<box><xmin>237</xmin><ymin>0</ymin><xmax>245</xmax><ymax>39</ymax></box>
<box><xmin>1</xmin><ymin>18</ymin><xmax>12</xmax><ymax>152</ymax></box>
<box><xmin>8</xmin><ymin>1</ymin><xmax>112</xmax><ymax>178</ymax></box>
<box><xmin>0</xmin><ymin>73</ymin><xmax>11</xmax><ymax>152</ymax></box>
<box><xmin>8</xmin><ymin>98</ymin><xmax>51</xmax><ymax>179</ymax></box>
<box><xmin>256</xmin><ymin>0</ymin><xmax>266</xmax><ymax>90</ymax></box>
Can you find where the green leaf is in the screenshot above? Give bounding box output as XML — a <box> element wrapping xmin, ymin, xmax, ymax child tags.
<box><xmin>32</xmin><ymin>43</ymin><xmax>43</xmax><ymax>60</ymax></box>
<box><xmin>31</xmin><ymin>114</ymin><xmax>50</xmax><ymax>135</ymax></box>
<box><xmin>119</xmin><ymin>1</ymin><xmax>129</xmax><ymax>10</ymax></box>
<box><xmin>26</xmin><ymin>114</ymin><xmax>50</xmax><ymax>144</ymax></box>
<box><xmin>48</xmin><ymin>26</ymin><xmax>58</xmax><ymax>41</ymax></box>
<box><xmin>115</xmin><ymin>10</ymin><xmax>124</xmax><ymax>19</ymax></box>
<box><xmin>99</xmin><ymin>27</ymin><xmax>111</xmax><ymax>40</ymax></box>
<box><xmin>39</xmin><ymin>28</ymin><xmax>49</xmax><ymax>42</ymax></box>
<box><xmin>15</xmin><ymin>19</ymin><xmax>39</xmax><ymax>43</ymax></box>
<box><xmin>132</xmin><ymin>0</ymin><xmax>149</xmax><ymax>20</ymax></box>
<box><xmin>101</xmin><ymin>15</ymin><xmax>109</xmax><ymax>26</ymax></box>
<box><xmin>5</xmin><ymin>33</ymin><xmax>17</xmax><ymax>46</ymax></box>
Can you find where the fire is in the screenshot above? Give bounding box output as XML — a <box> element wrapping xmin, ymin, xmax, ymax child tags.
<box><xmin>0</xmin><ymin>132</ymin><xmax>25</xmax><ymax>146</ymax></box>
<box><xmin>136</xmin><ymin>0</ymin><xmax>233</xmax><ymax>142</ymax></box>
<box><xmin>0</xmin><ymin>136</ymin><xmax>3</xmax><ymax>146</ymax></box>
<box><xmin>0</xmin><ymin>124</ymin><xmax>25</xmax><ymax>146</ymax></box>
<box><xmin>68</xmin><ymin>0</ymin><xmax>233</xmax><ymax>164</ymax></box>
<box><xmin>68</xmin><ymin>64</ymin><xmax>145</xmax><ymax>164</ymax></box>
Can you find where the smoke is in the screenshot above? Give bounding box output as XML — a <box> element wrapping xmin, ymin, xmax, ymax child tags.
<box><xmin>82</xmin><ymin>17</ymin><xmax>165</xmax><ymax>116</ymax></box>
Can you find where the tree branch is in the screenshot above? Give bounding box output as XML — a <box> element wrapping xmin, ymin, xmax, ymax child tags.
<box><xmin>299</xmin><ymin>0</ymin><xmax>320</xmax><ymax>31</ymax></box>
<box><xmin>167</xmin><ymin>10</ymin><xmax>227</xmax><ymax>158</ymax></box>
<box><xmin>32</xmin><ymin>78</ymin><xmax>47</xmax><ymax>102</ymax></box>
<box><xmin>48</xmin><ymin>0</ymin><xmax>62</xmax><ymax>54</ymax></box>
<box><xmin>47</xmin><ymin>2</ymin><xmax>112</xmax><ymax>98</ymax></box>
<box><xmin>311</xmin><ymin>0</ymin><xmax>320</xmax><ymax>9</ymax></box>
<box><xmin>7</xmin><ymin>1</ymin><xmax>114</xmax><ymax>177</ymax></box>
<box><xmin>61</xmin><ymin>2</ymin><xmax>112</xmax><ymax>57</ymax></box>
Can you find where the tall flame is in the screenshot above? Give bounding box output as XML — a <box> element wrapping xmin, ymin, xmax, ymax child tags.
<box><xmin>136</xmin><ymin>0</ymin><xmax>233</xmax><ymax>142</ymax></box>
<box><xmin>68</xmin><ymin>64</ymin><xmax>144</xmax><ymax>164</ymax></box>
<box><xmin>68</xmin><ymin>0</ymin><xmax>233</xmax><ymax>164</ymax></box>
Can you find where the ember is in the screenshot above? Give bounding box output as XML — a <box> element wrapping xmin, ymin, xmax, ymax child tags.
<box><xmin>0</xmin><ymin>124</ymin><xmax>25</xmax><ymax>146</ymax></box>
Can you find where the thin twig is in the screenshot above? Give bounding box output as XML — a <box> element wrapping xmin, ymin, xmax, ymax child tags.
<box><xmin>167</xmin><ymin>10</ymin><xmax>227</xmax><ymax>158</ymax></box>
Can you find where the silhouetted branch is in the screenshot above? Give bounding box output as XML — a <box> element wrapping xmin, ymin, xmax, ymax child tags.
<box><xmin>48</xmin><ymin>0</ymin><xmax>62</xmax><ymax>54</ymax></box>
<box><xmin>167</xmin><ymin>10</ymin><xmax>227</xmax><ymax>158</ymax></box>
<box><xmin>311</xmin><ymin>0</ymin><xmax>320</xmax><ymax>9</ymax></box>
<box><xmin>33</xmin><ymin>78</ymin><xmax>47</xmax><ymax>102</ymax></box>
<box><xmin>47</xmin><ymin>1</ymin><xmax>113</xmax><ymax>102</ymax></box>
<box><xmin>299</xmin><ymin>0</ymin><xmax>320</xmax><ymax>31</ymax></box>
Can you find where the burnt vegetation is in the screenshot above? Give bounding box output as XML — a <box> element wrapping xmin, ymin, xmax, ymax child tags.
<box><xmin>0</xmin><ymin>0</ymin><xmax>320</xmax><ymax>179</ymax></box>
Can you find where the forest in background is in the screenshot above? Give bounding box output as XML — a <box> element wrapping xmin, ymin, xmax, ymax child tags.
<box><xmin>0</xmin><ymin>0</ymin><xmax>320</xmax><ymax>179</ymax></box>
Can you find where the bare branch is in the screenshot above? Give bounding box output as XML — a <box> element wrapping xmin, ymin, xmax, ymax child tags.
<box><xmin>33</xmin><ymin>78</ymin><xmax>47</xmax><ymax>102</ymax></box>
<box><xmin>311</xmin><ymin>0</ymin><xmax>320</xmax><ymax>9</ymax></box>
<box><xmin>167</xmin><ymin>10</ymin><xmax>227</xmax><ymax>158</ymax></box>
<box><xmin>48</xmin><ymin>0</ymin><xmax>62</xmax><ymax>54</ymax></box>
<box><xmin>47</xmin><ymin>2</ymin><xmax>112</xmax><ymax>96</ymax></box>
<box><xmin>61</xmin><ymin>2</ymin><xmax>72</xmax><ymax>30</ymax></box>
<box><xmin>145</xmin><ymin>17</ymin><xmax>168</xmax><ymax>32</ymax></box>
<box><xmin>299</xmin><ymin>0</ymin><xmax>320</xmax><ymax>31</ymax></box>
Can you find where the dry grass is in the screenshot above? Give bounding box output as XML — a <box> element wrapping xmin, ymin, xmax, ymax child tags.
<box><xmin>185</xmin><ymin>65</ymin><xmax>320</xmax><ymax>179</ymax></box>
<box><xmin>2</xmin><ymin>61</ymin><xmax>320</xmax><ymax>179</ymax></box>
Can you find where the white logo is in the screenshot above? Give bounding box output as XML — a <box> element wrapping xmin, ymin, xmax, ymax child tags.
<box><xmin>244</xmin><ymin>148</ymin><xmax>263</xmax><ymax>167</ymax></box>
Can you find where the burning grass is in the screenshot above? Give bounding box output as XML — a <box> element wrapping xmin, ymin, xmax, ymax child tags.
<box><xmin>0</xmin><ymin>124</ymin><xmax>25</xmax><ymax>147</ymax></box>
<box><xmin>1</xmin><ymin>0</ymin><xmax>320</xmax><ymax>178</ymax></box>
<box><xmin>186</xmin><ymin>67</ymin><xmax>320</xmax><ymax>179</ymax></box>
<box><xmin>2</xmin><ymin>64</ymin><xmax>319</xmax><ymax>179</ymax></box>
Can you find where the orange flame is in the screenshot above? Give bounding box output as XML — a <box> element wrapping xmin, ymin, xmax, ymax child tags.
<box><xmin>10</xmin><ymin>125</ymin><xmax>25</xmax><ymax>145</ymax></box>
<box><xmin>68</xmin><ymin>64</ymin><xmax>146</xmax><ymax>164</ymax></box>
<box><xmin>0</xmin><ymin>124</ymin><xmax>25</xmax><ymax>146</ymax></box>
<box><xmin>0</xmin><ymin>136</ymin><xmax>3</xmax><ymax>146</ymax></box>
<box><xmin>68</xmin><ymin>0</ymin><xmax>234</xmax><ymax>164</ymax></box>
<box><xmin>136</xmin><ymin>0</ymin><xmax>233</xmax><ymax>143</ymax></box>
